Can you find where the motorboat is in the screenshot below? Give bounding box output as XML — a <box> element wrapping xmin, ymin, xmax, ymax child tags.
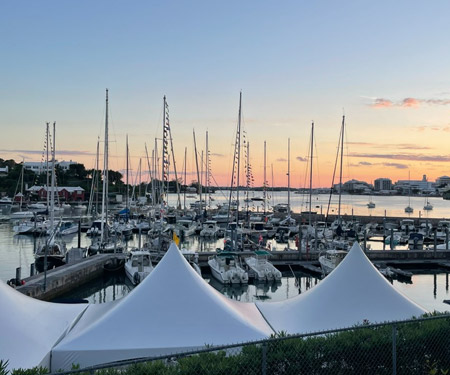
<box><xmin>244</xmin><ymin>250</ymin><xmax>282</xmax><ymax>282</ymax></box>
<box><xmin>0</xmin><ymin>196</ymin><xmax>12</xmax><ymax>205</ymax></box>
<box><xmin>55</xmin><ymin>220</ymin><xmax>78</xmax><ymax>236</ymax></box>
<box><xmin>208</xmin><ymin>251</ymin><xmax>248</xmax><ymax>284</ymax></box>
<box><xmin>176</xmin><ymin>219</ymin><xmax>197</xmax><ymax>237</ymax></box>
<box><xmin>9</xmin><ymin>211</ymin><xmax>34</xmax><ymax>220</ymax></box>
<box><xmin>200</xmin><ymin>220</ymin><xmax>220</xmax><ymax>237</ymax></box>
<box><xmin>318</xmin><ymin>249</ymin><xmax>347</xmax><ymax>275</ymax></box>
<box><xmin>124</xmin><ymin>250</ymin><xmax>153</xmax><ymax>285</ymax></box>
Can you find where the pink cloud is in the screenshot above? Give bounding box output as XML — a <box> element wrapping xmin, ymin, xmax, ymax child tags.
<box><xmin>401</xmin><ymin>98</ymin><xmax>420</xmax><ymax>108</ymax></box>
<box><xmin>371</xmin><ymin>98</ymin><xmax>393</xmax><ymax>108</ymax></box>
<box><xmin>370</xmin><ymin>97</ymin><xmax>450</xmax><ymax>109</ymax></box>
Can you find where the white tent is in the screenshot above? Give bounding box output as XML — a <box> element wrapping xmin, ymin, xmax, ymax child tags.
<box><xmin>257</xmin><ymin>242</ymin><xmax>427</xmax><ymax>334</ymax></box>
<box><xmin>51</xmin><ymin>243</ymin><xmax>274</xmax><ymax>371</ymax></box>
<box><xmin>0</xmin><ymin>281</ymin><xmax>87</xmax><ymax>371</ymax></box>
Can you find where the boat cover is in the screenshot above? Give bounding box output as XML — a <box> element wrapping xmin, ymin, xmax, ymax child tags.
<box><xmin>256</xmin><ymin>242</ymin><xmax>427</xmax><ymax>334</ymax></box>
<box><xmin>51</xmin><ymin>243</ymin><xmax>274</xmax><ymax>371</ymax></box>
<box><xmin>0</xmin><ymin>281</ymin><xmax>87</xmax><ymax>371</ymax></box>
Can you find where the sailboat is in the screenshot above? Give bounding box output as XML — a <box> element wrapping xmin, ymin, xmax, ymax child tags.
<box><xmin>423</xmin><ymin>198</ymin><xmax>433</xmax><ymax>211</ymax></box>
<box><xmin>89</xmin><ymin>90</ymin><xmax>123</xmax><ymax>255</ymax></box>
<box><xmin>35</xmin><ymin>122</ymin><xmax>67</xmax><ymax>270</ymax></box>
<box><xmin>404</xmin><ymin>171</ymin><xmax>414</xmax><ymax>214</ymax></box>
<box><xmin>319</xmin><ymin>116</ymin><xmax>348</xmax><ymax>275</ymax></box>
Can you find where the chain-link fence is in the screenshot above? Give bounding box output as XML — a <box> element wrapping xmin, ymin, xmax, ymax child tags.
<box><xmin>47</xmin><ymin>314</ymin><xmax>450</xmax><ymax>375</ymax></box>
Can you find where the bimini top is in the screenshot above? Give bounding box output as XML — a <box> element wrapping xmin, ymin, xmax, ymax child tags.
<box><xmin>257</xmin><ymin>242</ymin><xmax>427</xmax><ymax>334</ymax></box>
<box><xmin>0</xmin><ymin>280</ymin><xmax>87</xmax><ymax>371</ymax></box>
<box><xmin>51</xmin><ymin>243</ymin><xmax>274</xmax><ymax>371</ymax></box>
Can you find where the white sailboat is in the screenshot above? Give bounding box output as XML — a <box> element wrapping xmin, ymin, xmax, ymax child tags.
<box><xmin>423</xmin><ymin>199</ymin><xmax>433</xmax><ymax>211</ymax></box>
<box><xmin>35</xmin><ymin>122</ymin><xmax>67</xmax><ymax>270</ymax></box>
<box><xmin>89</xmin><ymin>90</ymin><xmax>123</xmax><ymax>255</ymax></box>
<box><xmin>404</xmin><ymin>171</ymin><xmax>413</xmax><ymax>213</ymax></box>
<box><xmin>319</xmin><ymin>115</ymin><xmax>348</xmax><ymax>274</ymax></box>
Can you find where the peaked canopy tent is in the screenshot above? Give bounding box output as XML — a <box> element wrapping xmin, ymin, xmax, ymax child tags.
<box><xmin>51</xmin><ymin>243</ymin><xmax>274</xmax><ymax>371</ymax></box>
<box><xmin>0</xmin><ymin>281</ymin><xmax>87</xmax><ymax>372</ymax></box>
<box><xmin>257</xmin><ymin>242</ymin><xmax>427</xmax><ymax>334</ymax></box>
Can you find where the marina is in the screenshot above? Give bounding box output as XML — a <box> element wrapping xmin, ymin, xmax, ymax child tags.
<box><xmin>2</xmin><ymin>193</ymin><xmax>450</xmax><ymax>313</ymax></box>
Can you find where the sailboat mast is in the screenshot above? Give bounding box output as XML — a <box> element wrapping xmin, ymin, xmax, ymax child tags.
<box><xmin>263</xmin><ymin>140</ymin><xmax>267</xmax><ymax>215</ymax></box>
<box><xmin>338</xmin><ymin>115</ymin><xmax>345</xmax><ymax>223</ymax></box>
<box><xmin>101</xmin><ymin>89</ymin><xmax>109</xmax><ymax>243</ymax></box>
<box><xmin>162</xmin><ymin>96</ymin><xmax>167</xmax><ymax>204</ymax></box>
<box><xmin>193</xmin><ymin>130</ymin><xmax>202</xmax><ymax>210</ymax></box>
<box><xmin>183</xmin><ymin>146</ymin><xmax>187</xmax><ymax>213</ymax></box>
<box><xmin>206</xmin><ymin>131</ymin><xmax>209</xmax><ymax>208</ymax></box>
<box><xmin>95</xmin><ymin>137</ymin><xmax>100</xmax><ymax>217</ymax></box>
<box><xmin>309</xmin><ymin>122</ymin><xmax>314</xmax><ymax>226</ymax></box>
<box><xmin>236</xmin><ymin>92</ymin><xmax>242</xmax><ymax>223</ymax></box>
<box><xmin>126</xmin><ymin>134</ymin><xmax>129</xmax><ymax>216</ymax></box>
<box><xmin>246</xmin><ymin>141</ymin><xmax>250</xmax><ymax>218</ymax></box>
<box><xmin>50</xmin><ymin>122</ymin><xmax>56</xmax><ymax>229</ymax></box>
<box><xmin>46</xmin><ymin>123</ymin><xmax>50</xmax><ymax>212</ymax></box>
<box><xmin>287</xmin><ymin>138</ymin><xmax>290</xmax><ymax>214</ymax></box>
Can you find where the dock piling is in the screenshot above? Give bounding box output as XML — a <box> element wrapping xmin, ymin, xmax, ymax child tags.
<box><xmin>30</xmin><ymin>263</ymin><xmax>35</xmax><ymax>277</ymax></box>
<box><xmin>15</xmin><ymin>267</ymin><xmax>21</xmax><ymax>285</ymax></box>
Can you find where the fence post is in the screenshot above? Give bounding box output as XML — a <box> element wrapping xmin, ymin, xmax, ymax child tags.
<box><xmin>262</xmin><ymin>342</ymin><xmax>267</xmax><ymax>375</ymax></box>
<box><xmin>392</xmin><ymin>324</ymin><xmax>397</xmax><ymax>375</ymax></box>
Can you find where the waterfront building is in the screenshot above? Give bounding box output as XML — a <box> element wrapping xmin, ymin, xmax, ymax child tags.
<box><xmin>374</xmin><ymin>178</ymin><xmax>392</xmax><ymax>191</ymax></box>
<box><xmin>27</xmin><ymin>185</ymin><xmax>85</xmax><ymax>202</ymax></box>
<box><xmin>394</xmin><ymin>175</ymin><xmax>435</xmax><ymax>195</ymax></box>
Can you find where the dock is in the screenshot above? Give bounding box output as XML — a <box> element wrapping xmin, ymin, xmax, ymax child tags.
<box><xmin>11</xmin><ymin>246</ymin><xmax>450</xmax><ymax>301</ymax></box>
<box><xmin>15</xmin><ymin>253</ymin><xmax>126</xmax><ymax>301</ymax></box>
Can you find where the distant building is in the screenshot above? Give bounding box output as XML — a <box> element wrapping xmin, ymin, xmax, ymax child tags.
<box><xmin>374</xmin><ymin>178</ymin><xmax>392</xmax><ymax>191</ymax></box>
<box><xmin>0</xmin><ymin>166</ymin><xmax>8</xmax><ymax>176</ymax></box>
<box><xmin>24</xmin><ymin>160</ymin><xmax>79</xmax><ymax>174</ymax></box>
<box><xmin>27</xmin><ymin>185</ymin><xmax>85</xmax><ymax>201</ymax></box>
<box><xmin>395</xmin><ymin>175</ymin><xmax>435</xmax><ymax>194</ymax></box>
<box><xmin>436</xmin><ymin>176</ymin><xmax>450</xmax><ymax>187</ymax></box>
<box><xmin>335</xmin><ymin>179</ymin><xmax>372</xmax><ymax>194</ymax></box>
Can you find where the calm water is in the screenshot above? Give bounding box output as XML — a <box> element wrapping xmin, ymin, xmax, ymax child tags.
<box><xmin>1</xmin><ymin>193</ymin><xmax>450</xmax><ymax>313</ymax></box>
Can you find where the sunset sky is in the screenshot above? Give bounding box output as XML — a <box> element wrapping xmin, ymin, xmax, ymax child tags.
<box><xmin>1</xmin><ymin>1</ymin><xmax>450</xmax><ymax>187</ymax></box>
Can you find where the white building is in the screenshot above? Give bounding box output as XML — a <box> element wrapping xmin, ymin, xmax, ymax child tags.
<box><xmin>24</xmin><ymin>160</ymin><xmax>78</xmax><ymax>174</ymax></box>
<box><xmin>395</xmin><ymin>175</ymin><xmax>435</xmax><ymax>194</ymax></box>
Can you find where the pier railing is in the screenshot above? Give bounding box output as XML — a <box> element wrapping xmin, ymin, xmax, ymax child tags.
<box><xmin>47</xmin><ymin>313</ymin><xmax>450</xmax><ymax>375</ymax></box>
